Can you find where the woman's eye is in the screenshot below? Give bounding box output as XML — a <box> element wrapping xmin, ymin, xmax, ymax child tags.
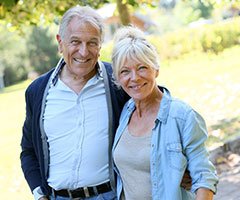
<box><xmin>120</xmin><ymin>70</ymin><xmax>129</xmax><ymax>74</ymax></box>
<box><xmin>138</xmin><ymin>66</ymin><xmax>147</xmax><ymax>70</ymax></box>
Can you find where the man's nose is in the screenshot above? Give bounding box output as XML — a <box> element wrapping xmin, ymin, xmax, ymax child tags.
<box><xmin>78</xmin><ymin>44</ymin><xmax>89</xmax><ymax>57</ymax></box>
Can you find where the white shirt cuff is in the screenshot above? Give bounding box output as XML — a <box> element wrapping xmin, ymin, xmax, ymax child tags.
<box><xmin>33</xmin><ymin>186</ymin><xmax>46</xmax><ymax>200</ymax></box>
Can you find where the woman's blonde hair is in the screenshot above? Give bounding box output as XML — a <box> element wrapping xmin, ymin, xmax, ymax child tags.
<box><xmin>111</xmin><ymin>26</ymin><xmax>160</xmax><ymax>81</ymax></box>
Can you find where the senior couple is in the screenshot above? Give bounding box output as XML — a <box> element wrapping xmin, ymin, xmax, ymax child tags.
<box><xmin>20</xmin><ymin>5</ymin><xmax>218</xmax><ymax>200</ymax></box>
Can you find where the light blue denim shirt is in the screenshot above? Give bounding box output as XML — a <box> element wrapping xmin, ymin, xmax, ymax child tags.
<box><xmin>112</xmin><ymin>87</ymin><xmax>218</xmax><ymax>200</ymax></box>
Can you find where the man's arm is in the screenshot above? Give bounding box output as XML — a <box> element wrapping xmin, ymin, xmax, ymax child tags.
<box><xmin>181</xmin><ymin>169</ymin><xmax>192</xmax><ymax>190</ymax></box>
<box><xmin>196</xmin><ymin>188</ymin><xmax>214</xmax><ymax>200</ymax></box>
<box><xmin>20</xmin><ymin>87</ymin><xmax>43</xmax><ymax>192</ymax></box>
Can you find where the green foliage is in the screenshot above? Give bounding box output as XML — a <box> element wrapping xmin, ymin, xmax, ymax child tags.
<box><xmin>101</xmin><ymin>17</ymin><xmax>240</xmax><ymax>62</ymax></box>
<box><xmin>101</xmin><ymin>17</ymin><xmax>240</xmax><ymax>61</ymax></box>
<box><xmin>0</xmin><ymin>24</ymin><xmax>60</xmax><ymax>86</ymax></box>
<box><xmin>0</xmin><ymin>0</ymin><xmax>110</xmax><ymax>32</ymax></box>
<box><xmin>0</xmin><ymin>0</ymin><xmax>161</xmax><ymax>33</ymax></box>
<box><xmin>200</xmin><ymin>18</ymin><xmax>240</xmax><ymax>53</ymax></box>
<box><xmin>193</xmin><ymin>0</ymin><xmax>214</xmax><ymax>19</ymax></box>
<box><xmin>0</xmin><ymin>0</ymin><xmax>18</xmax><ymax>7</ymax></box>
<box><xmin>151</xmin><ymin>17</ymin><xmax>240</xmax><ymax>60</ymax></box>
<box><xmin>173</xmin><ymin>0</ymin><xmax>214</xmax><ymax>25</ymax></box>
<box><xmin>100</xmin><ymin>41</ymin><xmax>113</xmax><ymax>62</ymax></box>
<box><xmin>0</xmin><ymin>25</ymin><xmax>29</xmax><ymax>86</ymax></box>
<box><xmin>26</xmin><ymin>26</ymin><xmax>59</xmax><ymax>74</ymax></box>
<box><xmin>3</xmin><ymin>63</ymin><xmax>28</xmax><ymax>86</ymax></box>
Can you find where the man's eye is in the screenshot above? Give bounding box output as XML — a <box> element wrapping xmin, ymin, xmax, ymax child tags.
<box><xmin>89</xmin><ymin>41</ymin><xmax>99</xmax><ymax>47</ymax></box>
<box><xmin>71</xmin><ymin>40</ymin><xmax>80</xmax><ymax>45</ymax></box>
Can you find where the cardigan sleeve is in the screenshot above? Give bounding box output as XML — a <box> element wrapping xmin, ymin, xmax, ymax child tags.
<box><xmin>20</xmin><ymin>84</ymin><xmax>43</xmax><ymax>192</ymax></box>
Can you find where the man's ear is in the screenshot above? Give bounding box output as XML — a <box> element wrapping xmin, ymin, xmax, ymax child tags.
<box><xmin>56</xmin><ymin>34</ymin><xmax>63</xmax><ymax>53</ymax></box>
<box><xmin>155</xmin><ymin>69</ymin><xmax>159</xmax><ymax>78</ymax></box>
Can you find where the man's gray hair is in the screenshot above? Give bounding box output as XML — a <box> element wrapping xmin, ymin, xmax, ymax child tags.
<box><xmin>58</xmin><ymin>5</ymin><xmax>104</xmax><ymax>42</ymax></box>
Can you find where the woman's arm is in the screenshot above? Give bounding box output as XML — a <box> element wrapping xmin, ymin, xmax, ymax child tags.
<box><xmin>196</xmin><ymin>188</ymin><xmax>214</xmax><ymax>200</ymax></box>
<box><xmin>182</xmin><ymin>109</ymin><xmax>218</xmax><ymax>196</ymax></box>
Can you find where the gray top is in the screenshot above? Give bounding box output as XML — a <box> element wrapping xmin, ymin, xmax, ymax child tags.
<box><xmin>113</xmin><ymin>127</ymin><xmax>152</xmax><ymax>200</ymax></box>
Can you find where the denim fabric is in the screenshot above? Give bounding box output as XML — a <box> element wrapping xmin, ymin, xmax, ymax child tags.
<box><xmin>50</xmin><ymin>190</ymin><xmax>116</xmax><ymax>200</ymax></box>
<box><xmin>112</xmin><ymin>87</ymin><xmax>218</xmax><ymax>200</ymax></box>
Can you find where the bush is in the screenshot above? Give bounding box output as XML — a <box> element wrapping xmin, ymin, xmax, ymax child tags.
<box><xmin>101</xmin><ymin>17</ymin><xmax>240</xmax><ymax>62</ymax></box>
<box><xmin>201</xmin><ymin>18</ymin><xmax>240</xmax><ymax>53</ymax></box>
<box><xmin>0</xmin><ymin>27</ymin><xmax>30</xmax><ymax>86</ymax></box>
<box><xmin>26</xmin><ymin>26</ymin><xmax>60</xmax><ymax>74</ymax></box>
<box><xmin>152</xmin><ymin>17</ymin><xmax>240</xmax><ymax>59</ymax></box>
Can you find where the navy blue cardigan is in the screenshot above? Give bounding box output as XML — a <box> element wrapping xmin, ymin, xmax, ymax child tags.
<box><xmin>20</xmin><ymin>62</ymin><xmax>128</xmax><ymax>195</ymax></box>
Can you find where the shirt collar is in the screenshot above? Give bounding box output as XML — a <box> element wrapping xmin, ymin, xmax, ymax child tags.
<box><xmin>50</xmin><ymin>58</ymin><xmax>103</xmax><ymax>86</ymax></box>
<box><xmin>126</xmin><ymin>86</ymin><xmax>172</xmax><ymax>124</ymax></box>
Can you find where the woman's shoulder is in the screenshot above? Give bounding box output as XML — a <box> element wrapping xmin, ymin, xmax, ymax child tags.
<box><xmin>168</xmin><ymin>97</ymin><xmax>195</xmax><ymax>120</ymax></box>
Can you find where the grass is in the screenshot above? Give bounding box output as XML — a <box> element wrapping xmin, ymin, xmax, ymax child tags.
<box><xmin>0</xmin><ymin>46</ymin><xmax>240</xmax><ymax>199</ymax></box>
<box><xmin>0</xmin><ymin>80</ymin><xmax>32</xmax><ymax>199</ymax></box>
<box><xmin>157</xmin><ymin>46</ymin><xmax>240</xmax><ymax>148</ymax></box>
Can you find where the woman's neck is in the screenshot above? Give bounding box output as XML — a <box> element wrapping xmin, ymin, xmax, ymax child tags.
<box><xmin>134</xmin><ymin>86</ymin><xmax>163</xmax><ymax>118</ymax></box>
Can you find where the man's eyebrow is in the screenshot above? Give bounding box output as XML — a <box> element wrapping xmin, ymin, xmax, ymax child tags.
<box><xmin>69</xmin><ymin>36</ymin><xmax>79</xmax><ymax>40</ymax></box>
<box><xmin>89</xmin><ymin>37</ymin><xmax>100</xmax><ymax>41</ymax></box>
<box><xmin>69</xmin><ymin>36</ymin><xmax>100</xmax><ymax>41</ymax></box>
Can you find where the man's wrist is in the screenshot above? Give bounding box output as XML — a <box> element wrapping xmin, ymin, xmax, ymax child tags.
<box><xmin>38</xmin><ymin>198</ymin><xmax>48</xmax><ymax>200</ymax></box>
<box><xmin>33</xmin><ymin>186</ymin><xmax>46</xmax><ymax>200</ymax></box>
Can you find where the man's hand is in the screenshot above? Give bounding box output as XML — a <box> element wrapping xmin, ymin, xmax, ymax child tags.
<box><xmin>196</xmin><ymin>188</ymin><xmax>214</xmax><ymax>200</ymax></box>
<box><xmin>38</xmin><ymin>197</ymin><xmax>48</xmax><ymax>200</ymax></box>
<box><xmin>181</xmin><ymin>169</ymin><xmax>192</xmax><ymax>190</ymax></box>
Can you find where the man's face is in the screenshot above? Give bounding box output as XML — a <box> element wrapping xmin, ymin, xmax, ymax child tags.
<box><xmin>57</xmin><ymin>17</ymin><xmax>101</xmax><ymax>79</ymax></box>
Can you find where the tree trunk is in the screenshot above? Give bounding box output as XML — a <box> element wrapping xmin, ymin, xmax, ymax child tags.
<box><xmin>116</xmin><ymin>0</ymin><xmax>131</xmax><ymax>25</ymax></box>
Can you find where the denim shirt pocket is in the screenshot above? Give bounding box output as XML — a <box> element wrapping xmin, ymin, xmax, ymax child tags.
<box><xmin>167</xmin><ymin>142</ymin><xmax>187</xmax><ymax>171</ymax></box>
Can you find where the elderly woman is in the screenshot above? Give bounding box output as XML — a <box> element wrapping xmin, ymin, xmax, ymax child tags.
<box><xmin>111</xmin><ymin>26</ymin><xmax>218</xmax><ymax>200</ymax></box>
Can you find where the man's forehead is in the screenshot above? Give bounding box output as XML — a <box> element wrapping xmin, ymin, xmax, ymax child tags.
<box><xmin>66</xmin><ymin>19</ymin><xmax>101</xmax><ymax>39</ymax></box>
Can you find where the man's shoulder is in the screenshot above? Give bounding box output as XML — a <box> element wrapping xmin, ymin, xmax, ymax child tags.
<box><xmin>102</xmin><ymin>61</ymin><xmax>112</xmax><ymax>71</ymax></box>
<box><xmin>102</xmin><ymin>61</ymin><xmax>111</xmax><ymax>67</ymax></box>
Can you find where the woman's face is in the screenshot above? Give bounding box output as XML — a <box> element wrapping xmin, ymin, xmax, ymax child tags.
<box><xmin>118</xmin><ymin>58</ymin><xmax>158</xmax><ymax>101</ymax></box>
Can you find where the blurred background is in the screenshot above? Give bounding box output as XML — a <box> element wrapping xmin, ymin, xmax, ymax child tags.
<box><xmin>0</xmin><ymin>0</ymin><xmax>240</xmax><ymax>199</ymax></box>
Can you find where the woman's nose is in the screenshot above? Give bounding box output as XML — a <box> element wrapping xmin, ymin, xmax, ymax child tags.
<box><xmin>130</xmin><ymin>71</ymin><xmax>139</xmax><ymax>80</ymax></box>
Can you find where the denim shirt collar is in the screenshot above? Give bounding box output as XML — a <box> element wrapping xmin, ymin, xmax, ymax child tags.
<box><xmin>125</xmin><ymin>86</ymin><xmax>172</xmax><ymax>124</ymax></box>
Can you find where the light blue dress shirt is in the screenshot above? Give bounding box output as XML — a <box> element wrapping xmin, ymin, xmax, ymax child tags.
<box><xmin>113</xmin><ymin>87</ymin><xmax>218</xmax><ymax>200</ymax></box>
<box><xmin>43</xmin><ymin>72</ymin><xmax>109</xmax><ymax>190</ymax></box>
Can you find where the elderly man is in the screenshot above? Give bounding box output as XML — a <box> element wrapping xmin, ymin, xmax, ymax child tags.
<box><xmin>20</xmin><ymin>6</ymin><xmax>128</xmax><ymax>200</ymax></box>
